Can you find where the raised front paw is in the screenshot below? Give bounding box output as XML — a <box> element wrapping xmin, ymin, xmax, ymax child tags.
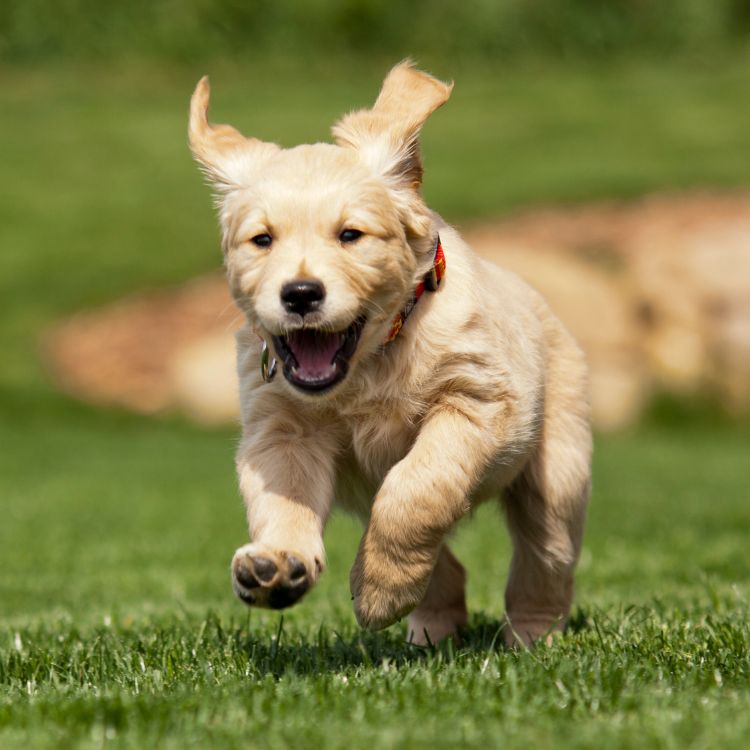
<box><xmin>231</xmin><ymin>544</ymin><xmax>320</xmax><ymax>610</ymax></box>
<box><xmin>349</xmin><ymin>534</ymin><xmax>437</xmax><ymax>631</ymax></box>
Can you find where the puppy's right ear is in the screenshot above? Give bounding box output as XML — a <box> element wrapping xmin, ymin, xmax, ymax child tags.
<box><xmin>188</xmin><ymin>76</ymin><xmax>278</xmax><ymax>192</ymax></box>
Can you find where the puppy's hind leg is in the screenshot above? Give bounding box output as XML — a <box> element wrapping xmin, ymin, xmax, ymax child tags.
<box><xmin>407</xmin><ymin>545</ymin><xmax>468</xmax><ymax>645</ymax></box>
<box><xmin>502</xmin><ymin>401</ymin><xmax>591</xmax><ymax>647</ymax></box>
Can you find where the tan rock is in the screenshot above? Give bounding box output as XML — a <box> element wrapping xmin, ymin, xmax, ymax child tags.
<box><xmin>169</xmin><ymin>332</ymin><xmax>239</xmax><ymax>425</ymax></box>
<box><xmin>469</xmin><ymin>238</ymin><xmax>647</xmax><ymax>429</ymax></box>
<box><xmin>630</xmin><ymin>210</ymin><xmax>750</xmax><ymax>408</ymax></box>
<box><xmin>43</xmin><ymin>191</ymin><xmax>750</xmax><ymax>430</ymax></box>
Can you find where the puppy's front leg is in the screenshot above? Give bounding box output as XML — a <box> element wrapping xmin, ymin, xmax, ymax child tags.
<box><xmin>351</xmin><ymin>404</ymin><xmax>500</xmax><ymax>630</ymax></box>
<box><xmin>232</xmin><ymin>417</ymin><xmax>338</xmax><ymax>610</ymax></box>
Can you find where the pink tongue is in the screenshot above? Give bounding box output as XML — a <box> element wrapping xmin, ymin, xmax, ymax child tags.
<box><xmin>287</xmin><ymin>330</ymin><xmax>344</xmax><ymax>379</ymax></box>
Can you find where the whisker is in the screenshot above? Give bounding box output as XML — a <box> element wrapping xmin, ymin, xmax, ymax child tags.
<box><xmin>362</xmin><ymin>299</ymin><xmax>388</xmax><ymax>319</ymax></box>
<box><xmin>223</xmin><ymin>310</ymin><xmax>246</xmax><ymax>333</ymax></box>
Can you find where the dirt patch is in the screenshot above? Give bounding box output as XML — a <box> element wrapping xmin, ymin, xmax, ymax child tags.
<box><xmin>44</xmin><ymin>191</ymin><xmax>750</xmax><ymax>429</ymax></box>
<box><xmin>44</xmin><ymin>276</ymin><xmax>242</xmax><ymax>422</ymax></box>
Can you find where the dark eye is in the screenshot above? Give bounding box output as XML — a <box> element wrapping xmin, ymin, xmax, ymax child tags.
<box><xmin>251</xmin><ymin>233</ymin><xmax>273</xmax><ymax>248</ymax></box>
<box><xmin>339</xmin><ymin>228</ymin><xmax>363</xmax><ymax>244</ymax></box>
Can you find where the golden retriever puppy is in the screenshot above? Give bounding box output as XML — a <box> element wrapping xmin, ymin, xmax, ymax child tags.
<box><xmin>188</xmin><ymin>62</ymin><xmax>591</xmax><ymax>647</ymax></box>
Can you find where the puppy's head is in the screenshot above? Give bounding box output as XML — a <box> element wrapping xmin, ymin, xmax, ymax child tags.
<box><xmin>189</xmin><ymin>62</ymin><xmax>452</xmax><ymax>397</ymax></box>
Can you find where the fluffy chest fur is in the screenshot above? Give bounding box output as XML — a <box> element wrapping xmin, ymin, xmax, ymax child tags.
<box><xmin>341</xmin><ymin>395</ymin><xmax>420</xmax><ymax>481</ymax></box>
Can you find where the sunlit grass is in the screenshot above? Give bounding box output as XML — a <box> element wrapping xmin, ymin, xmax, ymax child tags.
<box><xmin>1</xmin><ymin>407</ymin><xmax>748</xmax><ymax>748</ymax></box>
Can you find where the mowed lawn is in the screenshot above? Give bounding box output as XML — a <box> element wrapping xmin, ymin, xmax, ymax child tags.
<box><xmin>1</xmin><ymin>412</ymin><xmax>749</xmax><ymax>749</ymax></box>
<box><xmin>1</xmin><ymin>61</ymin><xmax>750</xmax><ymax>748</ymax></box>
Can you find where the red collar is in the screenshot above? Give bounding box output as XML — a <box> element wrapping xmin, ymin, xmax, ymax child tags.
<box><xmin>384</xmin><ymin>235</ymin><xmax>446</xmax><ymax>344</ymax></box>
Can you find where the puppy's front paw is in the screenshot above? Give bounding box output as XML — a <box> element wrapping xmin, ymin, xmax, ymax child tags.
<box><xmin>231</xmin><ymin>544</ymin><xmax>320</xmax><ymax>610</ymax></box>
<box><xmin>349</xmin><ymin>534</ymin><xmax>436</xmax><ymax>631</ymax></box>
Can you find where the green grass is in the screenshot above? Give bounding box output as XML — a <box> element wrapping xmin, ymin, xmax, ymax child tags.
<box><xmin>1</xmin><ymin>59</ymin><xmax>750</xmax><ymax>747</ymax></box>
<box><xmin>1</xmin><ymin>414</ymin><xmax>748</xmax><ymax>749</ymax></box>
<box><xmin>2</xmin><ymin>0</ymin><xmax>749</xmax><ymax>65</ymax></box>
<box><xmin>5</xmin><ymin>0</ymin><xmax>750</xmax><ymax>64</ymax></box>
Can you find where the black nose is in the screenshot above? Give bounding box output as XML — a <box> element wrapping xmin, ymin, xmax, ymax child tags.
<box><xmin>280</xmin><ymin>280</ymin><xmax>326</xmax><ymax>316</ymax></box>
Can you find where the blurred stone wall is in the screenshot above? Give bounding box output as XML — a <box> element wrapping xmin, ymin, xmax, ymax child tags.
<box><xmin>45</xmin><ymin>192</ymin><xmax>750</xmax><ymax>430</ymax></box>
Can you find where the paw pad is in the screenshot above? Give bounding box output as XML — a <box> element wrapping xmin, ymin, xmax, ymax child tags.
<box><xmin>287</xmin><ymin>556</ymin><xmax>306</xmax><ymax>582</ymax></box>
<box><xmin>231</xmin><ymin>546</ymin><xmax>312</xmax><ymax>610</ymax></box>
<box><xmin>251</xmin><ymin>557</ymin><xmax>278</xmax><ymax>583</ymax></box>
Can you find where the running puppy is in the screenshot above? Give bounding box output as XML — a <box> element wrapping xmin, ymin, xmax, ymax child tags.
<box><xmin>188</xmin><ymin>62</ymin><xmax>592</xmax><ymax>646</ymax></box>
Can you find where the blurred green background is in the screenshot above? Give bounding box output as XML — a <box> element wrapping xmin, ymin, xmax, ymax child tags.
<box><xmin>1</xmin><ymin>3</ymin><xmax>749</xmax><ymax>748</ymax></box>
<box><xmin>2</xmin><ymin>0</ymin><xmax>750</xmax><ymax>64</ymax></box>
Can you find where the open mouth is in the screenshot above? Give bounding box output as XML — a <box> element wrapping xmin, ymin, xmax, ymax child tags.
<box><xmin>272</xmin><ymin>317</ymin><xmax>365</xmax><ymax>393</ymax></box>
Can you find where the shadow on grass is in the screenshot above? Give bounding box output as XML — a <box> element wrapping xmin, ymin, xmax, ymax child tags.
<box><xmin>230</xmin><ymin>609</ymin><xmax>593</xmax><ymax>677</ymax></box>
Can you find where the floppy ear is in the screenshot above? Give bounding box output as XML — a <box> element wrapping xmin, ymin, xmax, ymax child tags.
<box><xmin>332</xmin><ymin>61</ymin><xmax>452</xmax><ymax>236</ymax></box>
<box><xmin>188</xmin><ymin>76</ymin><xmax>279</xmax><ymax>193</ymax></box>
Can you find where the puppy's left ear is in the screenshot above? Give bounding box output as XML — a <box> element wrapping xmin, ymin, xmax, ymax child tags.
<box><xmin>332</xmin><ymin>61</ymin><xmax>452</xmax><ymax>238</ymax></box>
<box><xmin>189</xmin><ymin>76</ymin><xmax>279</xmax><ymax>193</ymax></box>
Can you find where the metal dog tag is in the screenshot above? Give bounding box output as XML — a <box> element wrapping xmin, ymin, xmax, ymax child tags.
<box><xmin>260</xmin><ymin>341</ymin><xmax>277</xmax><ymax>383</ymax></box>
<box><xmin>423</xmin><ymin>264</ymin><xmax>439</xmax><ymax>292</ymax></box>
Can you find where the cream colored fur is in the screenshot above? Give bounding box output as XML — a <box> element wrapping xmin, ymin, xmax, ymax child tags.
<box><xmin>189</xmin><ymin>62</ymin><xmax>592</xmax><ymax>647</ymax></box>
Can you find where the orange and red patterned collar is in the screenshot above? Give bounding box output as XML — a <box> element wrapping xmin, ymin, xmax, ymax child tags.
<box><xmin>384</xmin><ymin>234</ymin><xmax>446</xmax><ymax>344</ymax></box>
